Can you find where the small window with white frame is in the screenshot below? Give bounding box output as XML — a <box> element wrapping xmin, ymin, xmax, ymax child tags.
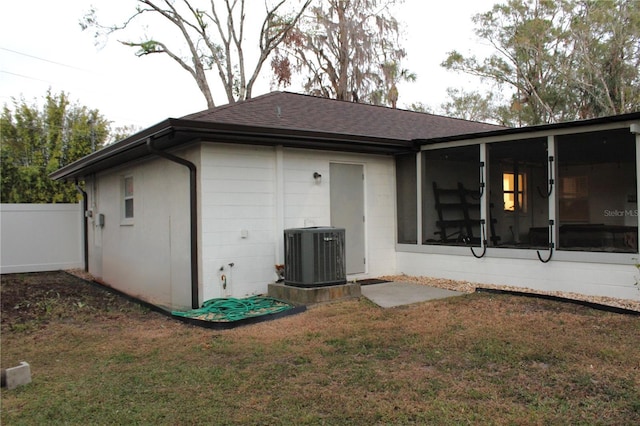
<box><xmin>503</xmin><ymin>171</ymin><xmax>526</xmax><ymax>213</ymax></box>
<box><xmin>122</xmin><ymin>176</ymin><xmax>134</xmax><ymax>224</ymax></box>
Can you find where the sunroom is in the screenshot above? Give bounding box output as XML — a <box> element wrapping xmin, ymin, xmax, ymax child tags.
<box><xmin>395</xmin><ymin>113</ymin><xmax>640</xmax><ymax>300</ymax></box>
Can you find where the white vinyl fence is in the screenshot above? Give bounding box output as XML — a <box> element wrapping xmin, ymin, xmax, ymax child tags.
<box><xmin>1</xmin><ymin>203</ymin><xmax>83</xmax><ymax>274</ymax></box>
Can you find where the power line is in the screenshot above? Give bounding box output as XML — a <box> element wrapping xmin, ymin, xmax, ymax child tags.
<box><xmin>0</xmin><ymin>47</ymin><xmax>92</xmax><ymax>73</ymax></box>
<box><xmin>0</xmin><ymin>48</ymin><xmax>176</xmax><ymax>127</ymax></box>
<box><xmin>0</xmin><ymin>70</ymin><xmax>53</xmax><ymax>84</ymax></box>
<box><xmin>0</xmin><ymin>71</ymin><xmax>150</xmax><ymax>127</ymax></box>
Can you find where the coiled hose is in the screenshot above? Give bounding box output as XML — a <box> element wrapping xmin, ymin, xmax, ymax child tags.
<box><xmin>172</xmin><ymin>296</ymin><xmax>294</xmax><ymax>322</ymax></box>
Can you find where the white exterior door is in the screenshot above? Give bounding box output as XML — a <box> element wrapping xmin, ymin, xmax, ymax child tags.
<box><xmin>330</xmin><ymin>163</ymin><xmax>366</xmax><ymax>274</ymax></box>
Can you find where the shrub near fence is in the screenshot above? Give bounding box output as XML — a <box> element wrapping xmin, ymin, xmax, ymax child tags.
<box><xmin>0</xmin><ymin>204</ymin><xmax>83</xmax><ymax>274</ymax></box>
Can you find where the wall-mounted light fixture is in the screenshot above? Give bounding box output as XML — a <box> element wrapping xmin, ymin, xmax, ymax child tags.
<box><xmin>313</xmin><ymin>172</ymin><xmax>322</xmax><ymax>184</ymax></box>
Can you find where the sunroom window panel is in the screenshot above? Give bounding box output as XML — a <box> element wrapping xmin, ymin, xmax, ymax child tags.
<box><xmin>396</xmin><ymin>153</ymin><xmax>417</xmax><ymax>244</ymax></box>
<box><xmin>488</xmin><ymin>138</ymin><xmax>548</xmax><ymax>248</ymax></box>
<box><xmin>423</xmin><ymin>145</ymin><xmax>481</xmax><ymax>246</ymax></box>
<box><xmin>556</xmin><ymin>129</ymin><xmax>637</xmax><ymax>253</ymax></box>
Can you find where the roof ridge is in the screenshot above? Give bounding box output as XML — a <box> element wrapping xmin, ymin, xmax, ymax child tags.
<box><xmin>182</xmin><ymin>91</ymin><xmax>285</xmax><ymax>120</ymax></box>
<box><xmin>278</xmin><ymin>91</ymin><xmax>503</xmax><ymax>127</ymax></box>
<box><xmin>184</xmin><ymin>91</ymin><xmax>502</xmax><ymax>129</ymax></box>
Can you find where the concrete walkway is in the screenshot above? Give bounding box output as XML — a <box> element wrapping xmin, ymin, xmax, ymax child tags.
<box><xmin>361</xmin><ymin>281</ymin><xmax>464</xmax><ymax>308</ymax></box>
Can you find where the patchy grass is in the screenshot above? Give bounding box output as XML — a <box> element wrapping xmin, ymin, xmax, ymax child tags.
<box><xmin>2</xmin><ymin>272</ymin><xmax>640</xmax><ymax>425</ymax></box>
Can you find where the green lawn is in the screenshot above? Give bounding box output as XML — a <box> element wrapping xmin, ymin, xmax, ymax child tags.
<box><xmin>2</xmin><ymin>272</ymin><xmax>640</xmax><ymax>425</ymax></box>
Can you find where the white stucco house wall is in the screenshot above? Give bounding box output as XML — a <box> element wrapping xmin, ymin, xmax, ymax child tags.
<box><xmin>51</xmin><ymin>92</ymin><xmax>640</xmax><ymax>310</ymax></box>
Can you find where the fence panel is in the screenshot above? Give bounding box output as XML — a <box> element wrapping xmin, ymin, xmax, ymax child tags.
<box><xmin>1</xmin><ymin>203</ymin><xmax>83</xmax><ymax>274</ymax></box>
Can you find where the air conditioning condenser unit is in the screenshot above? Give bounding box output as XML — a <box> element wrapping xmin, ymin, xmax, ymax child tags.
<box><xmin>284</xmin><ymin>227</ymin><xmax>346</xmax><ymax>287</ymax></box>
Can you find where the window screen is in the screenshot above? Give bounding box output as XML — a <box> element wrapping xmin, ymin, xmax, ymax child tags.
<box><xmin>422</xmin><ymin>145</ymin><xmax>481</xmax><ymax>245</ymax></box>
<box><xmin>396</xmin><ymin>153</ymin><xmax>417</xmax><ymax>244</ymax></box>
<box><xmin>556</xmin><ymin>129</ymin><xmax>637</xmax><ymax>252</ymax></box>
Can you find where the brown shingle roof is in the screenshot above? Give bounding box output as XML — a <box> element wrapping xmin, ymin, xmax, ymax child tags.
<box><xmin>51</xmin><ymin>92</ymin><xmax>507</xmax><ymax>182</ymax></box>
<box><xmin>50</xmin><ymin>90</ymin><xmax>639</xmax><ymax>182</ymax></box>
<box><xmin>182</xmin><ymin>91</ymin><xmax>503</xmax><ymax>140</ymax></box>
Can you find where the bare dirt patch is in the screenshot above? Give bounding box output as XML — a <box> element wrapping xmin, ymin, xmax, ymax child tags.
<box><xmin>0</xmin><ymin>271</ymin><xmax>151</xmax><ymax>333</ymax></box>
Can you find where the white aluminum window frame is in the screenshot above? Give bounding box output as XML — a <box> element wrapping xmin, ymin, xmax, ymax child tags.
<box><xmin>121</xmin><ymin>175</ymin><xmax>134</xmax><ymax>225</ymax></box>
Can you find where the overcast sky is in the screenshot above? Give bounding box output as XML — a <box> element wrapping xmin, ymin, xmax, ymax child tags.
<box><xmin>0</xmin><ymin>0</ymin><xmax>496</xmax><ymax>130</ymax></box>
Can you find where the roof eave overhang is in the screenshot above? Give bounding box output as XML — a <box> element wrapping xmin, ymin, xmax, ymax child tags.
<box><xmin>50</xmin><ymin>118</ymin><xmax>418</xmax><ymax>182</ymax></box>
<box><xmin>414</xmin><ymin>112</ymin><xmax>640</xmax><ymax>145</ymax></box>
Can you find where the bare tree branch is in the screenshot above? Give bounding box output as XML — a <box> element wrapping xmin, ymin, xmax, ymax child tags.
<box><xmin>82</xmin><ymin>0</ymin><xmax>311</xmax><ymax>108</ymax></box>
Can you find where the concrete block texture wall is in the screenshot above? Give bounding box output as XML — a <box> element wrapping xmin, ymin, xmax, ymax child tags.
<box><xmin>199</xmin><ymin>144</ymin><xmax>397</xmax><ymax>301</ymax></box>
<box><xmin>396</xmin><ymin>251</ymin><xmax>640</xmax><ymax>301</ymax></box>
<box><xmin>78</xmin><ymin>142</ymin><xmax>397</xmax><ymax>309</ymax></box>
<box><xmin>86</xmin><ymin>149</ymin><xmax>194</xmax><ymax>311</ymax></box>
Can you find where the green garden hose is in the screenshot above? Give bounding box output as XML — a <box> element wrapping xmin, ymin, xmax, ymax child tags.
<box><xmin>172</xmin><ymin>296</ymin><xmax>294</xmax><ymax>322</ymax></box>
